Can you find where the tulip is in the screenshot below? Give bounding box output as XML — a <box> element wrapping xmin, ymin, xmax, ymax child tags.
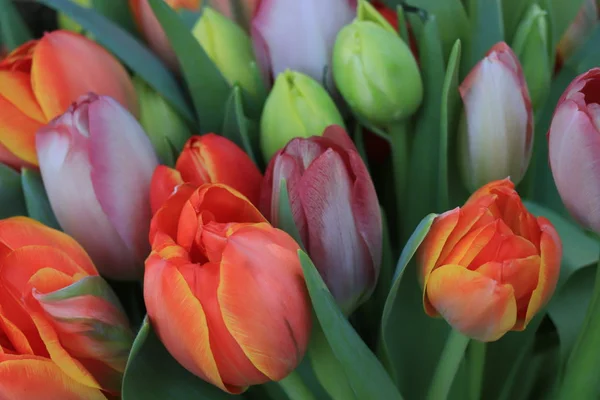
<box><xmin>418</xmin><ymin>179</ymin><xmax>561</xmax><ymax>342</ymax></box>
<box><xmin>458</xmin><ymin>42</ymin><xmax>534</xmax><ymax>192</ymax></box>
<box><xmin>555</xmin><ymin>0</ymin><xmax>599</xmax><ymax>71</ymax></box>
<box><xmin>260</xmin><ymin>125</ymin><xmax>382</xmax><ymax>314</ymax></box>
<box><xmin>146</xmin><ymin>183</ymin><xmax>311</xmax><ymax>393</ymax></box>
<box><xmin>133</xmin><ymin>75</ymin><xmax>191</xmax><ymax>165</ymax></box>
<box><xmin>260</xmin><ymin>70</ymin><xmax>345</xmax><ymax>161</ymax></box>
<box><xmin>548</xmin><ymin>68</ymin><xmax>600</xmax><ymax>233</ymax></box>
<box><xmin>192</xmin><ymin>7</ymin><xmax>266</xmax><ymax>107</ymax></box>
<box><xmin>332</xmin><ymin>0</ymin><xmax>422</xmax><ymax>126</ymax></box>
<box><xmin>252</xmin><ymin>0</ymin><xmax>355</xmax><ymax>86</ymax></box>
<box><xmin>0</xmin><ymin>30</ymin><xmax>138</xmax><ymax>167</ymax></box>
<box><xmin>0</xmin><ymin>217</ymin><xmax>134</xmax><ymax>398</ymax></box>
<box><xmin>129</xmin><ymin>0</ymin><xmax>200</xmax><ymax>71</ymax></box>
<box><xmin>150</xmin><ymin>133</ymin><xmax>263</xmax><ymax>213</ymax></box>
<box><xmin>36</xmin><ymin>93</ymin><xmax>159</xmax><ymax>280</ymax></box>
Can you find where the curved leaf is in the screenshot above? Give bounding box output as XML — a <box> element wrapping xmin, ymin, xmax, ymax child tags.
<box><xmin>21</xmin><ymin>168</ymin><xmax>60</xmax><ymax>230</ymax></box>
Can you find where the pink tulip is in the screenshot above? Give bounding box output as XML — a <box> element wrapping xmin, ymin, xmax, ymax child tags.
<box><xmin>260</xmin><ymin>125</ymin><xmax>382</xmax><ymax>314</ymax></box>
<box><xmin>252</xmin><ymin>0</ymin><xmax>356</xmax><ymax>86</ymax></box>
<box><xmin>36</xmin><ymin>93</ymin><xmax>159</xmax><ymax>280</ymax></box>
<box><xmin>548</xmin><ymin>68</ymin><xmax>600</xmax><ymax>233</ymax></box>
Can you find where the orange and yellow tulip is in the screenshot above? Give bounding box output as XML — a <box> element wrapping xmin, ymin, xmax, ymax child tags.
<box><xmin>150</xmin><ymin>134</ymin><xmax>262</xmax><ymax>213</ymax></box>
<box><xmin>145</xmin><ymin>183</ymin><xmax>311</xmax><ymax>393</ymax></box>
<box><xmin>0</xmin><ymin>30</ymin><xmax>138</xmax><ymax>167</ymax></box>
<box><xmin>0</xmin><ymin>217</ymin><xmax>134</xmax><ymax>399</ymax></box>
<box><xmin>418</xmin><ymin>179</ymin><xmax>562</xmax><ymax>342</ymax></box>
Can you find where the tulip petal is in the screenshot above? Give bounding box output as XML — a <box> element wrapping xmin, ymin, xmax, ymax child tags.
<box><xmin>88</xmin><ymin>96</ymin><xmax>158</xmax><ymax>262</ymax></box>
<box><xmin>143</xmin><ymin>253</ymin><xmax>237</xmax><ymax>393</ymax></box>
<box><xmin>31</xmin><ymin>31</ymin><xmax>138</xmax><ymax>120</ymax></box>
<box><xmin>524</xmin><ymin>217</ymin><xmax>562</xmax><ymax>325</ymax></box>
<box><xmin>0</xmin><ymin>93</ymin><xmax>43</xmax><ymax>165</ymax></box>
<box><xmin>439</xmin><ymin>220</ymin><xmax>498</xmax><ymax>267</ymax></box>
<box><xmin>426</xmin><ymin>264</ymin><xmax>517</xmax><ymax>342</ymax></box>
<box><xmin>0</xmin><ymin>70</ymin><xmax>44</xmax><ymax>122</ymax></box>
<box><xmin>150</xmin><ymin>184</ymin><xmax>196</xmax><ymax>244</ymax></box>
<box><xmin>150</xmin><ymin>166</ymin><xmax>184</xmax><ymax>215</ymax></box>
<box><xmin>219</xmin><ymin>225</ymin><xmax>310</xmax><ymax>380</ymax></box>
<box><xmin>0</xmin><ymin>308</ymin><xmax>33</xmax><ymax>355</ymax></box>
<box><xmin>0</xmin><ymin>355</ymin><xmax>107</xmax><ymax>400</ymax></box>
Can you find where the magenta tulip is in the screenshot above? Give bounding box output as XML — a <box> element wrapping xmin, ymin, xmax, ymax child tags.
<box><xmin>36</xmin><ymin>93</ymin><xmax>159</xmax><ymax>280</ymax></box>
<box><xmin>252</xmin><ymin>0</ymin><xmax>355</xmax><ymax>86</ymax></box>
<box><xmin>260</xmin><ymin>125</ymin><xmax>382</xmax><ymax>314</ymax></box>
<box><xmin>548</xmin><ymin>68</ymin><xmax>600</xmax><ymax>233</ymax></box>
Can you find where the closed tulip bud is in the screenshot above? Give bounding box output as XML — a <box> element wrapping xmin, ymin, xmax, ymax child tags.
<box><xmin>260</xmin><ymin>70</ymin><xmax>345</xmax><ymax>161</ymax></box>
<box><xmin>332</xmin><ymin>0</ymin><xmax>422</xmax><ymax>126</ymax></box>
<box><xmin>133</xmin><ymin>75</ymin><xmax>191</xmax><ymax>165</ymax></box>
<box><xmin>192</xmin><ymin>7</ymin><xmax>266</xmax><ymax>111</ymax></box>
<box><xmin>556</xmin><ymin>0</ymin><xmax>599</xmax><ymax>70</ymax></box>
<box><xmin>512</xmin><ymin>4</ymin><xmax>551</xmax><ymax>110</ymax></box>
<box><xmin>548</xmin><ymin>68</ymin><xmax>600</xmax><ymax>233</ymax></box>
<box><xmin>150</xmin><ymin>133</ymin><xmax>263</xmax><ymax>213</ymax></box>
<box><xmin>261</xmin><ymin>125</ymin><xmax>382</xmax><ymax>314</ymax></box>
<box><xmin>418</xmin><ymin>179</ymin><xmax>562</xmax><ymax>342</ymax></box>
<box><xmin>252</xmin><ymin>0</ymin><xmax>355</xmax><ymax>87</ymax></box>
<box><xmin>0</xmin><ymin>31</ymin><xmax>138</xmax><ymax>168</ymax></box>
<box><xmin>146</xmin><ymin>183</ymin><xmax>311</xmax><ymax>393</ymax></box>
<box><xmin>458</xmin><ymin>42</ymin><xmax>534</xmax><ymax>191</ymax></box>
<box><xmin>36</xmin><ymin>94</ymin><xmax>159</xmax><ymax>280</ymax></box>
<box><xmin>0</xmin><ymin>217</ymin><xmax>134</xmax><ymax>398</ymax></box>
<box><xmin>129</xmin><ymin>0</ymin><xmax>200</xmax><ymax>70</ymax></box>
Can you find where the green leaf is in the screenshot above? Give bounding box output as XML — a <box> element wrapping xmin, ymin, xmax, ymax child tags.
<box><xmin>298</xmin><ymin>251</ymin><xmax>402</xmax><ymax>400</ymax></box>
<box><xmin>0</xmin><ymin>164</ymin><xmax>26</xmax><ymax>218</ymax></box>
<box><xmin>405</xmin><ymin>15</ymin><xmax>447</xmax><ymax>232</ymax></box>
<box><xmin>21</xmin><ymin>169</ymin><xmax>60</xmax><ymax>230</ymax></box>
<box><xmin>221</xmin><ymin>86</ymin><xmax>261</xmax><ymax>167</ymax></box>
<box><xmin>467</xmin><ymin>0</ymin><xmax>504</xmax><ymax>70</ymax></box>
<box><xmin>501</xmin><ymin>0</ymin><xmax>535</xmax><ymax>43</ymax></box>
<box><xmin>123</xmin><ymin>318</ymin><xmax>237</xmax><ymax>400</ymax></box>
<box><xmin>548</xmin><ymin>0</ymin><xmax>585</xmax><ymax>50</ymax></box>
<box><xmin>91</xmin><ymin>0</ymin><xmax>139</xmax><ymax>37</ymax></box>
<box><xmin>379</xmin><ymin>213</ymin><xmax>441</xmax><ymax>399</ymax></box>
<box><xmin>39</xmin><ymin>0</ymin><xmax>194</xmax><ymax>124</ymax></box>
<box><xmin>148</xmin><ymin>0</ymin><xmax>231</xmax><ymax>133</ymax></box>
<box><xmin>0</xmin><ymin>0</ymin><xmax>32</xmax><ymax>51</ymax></box>
<box><xmin>439</xmin><ymin>40</ymin><xmax>462</xmax><ymax>211</ymax></box>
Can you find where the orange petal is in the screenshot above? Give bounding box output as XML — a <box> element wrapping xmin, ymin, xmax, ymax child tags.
<box><xmin>143</xmin><ymin>254</ymin><xmax>237</xmax><ymax>393</ymax></box>
<box><xmin>0</xmin><ymin>355</ymin><xmax>106</xmax><ymax>400</ymax></box>
<box><xmin>31</xmin><ymin>30</ymin><xmax>138</xmax><ymax>121</ymax></box>
<box><xmin>149</xmin><ymin>184</ymin><xmax>196</xmax><ymax>245</ymax></box>
<box><xmin>0</xmin><ymin>306</ymin><xmax>34</xmax><ymax>355</ymax></box>
<box><xmin>150</xmin><ymin>166</ymin><xmax>185</xmax><ymax>215</ymax></box>
<box><xmin>219</xmin><ymin>225</ymin><xmax>310</xmax><ymax>380</ymax></box>
<box><xmin>191</xmin><ymin>184</ymin><xmax>267</xmax><ymax>224</ymax></box>
<box><xmin>0</xmin><ymin>70</ymin><xmax>44</xmax><ymax>122</ymax></box>
<box><xmin>0</xmin><ymin>217</ymin><xmax>97</xmax><ymax>276</ymax></box>
<box><xmin>465</xmin><ymin>178</ymin><xmax>514</xmax><ymax>205</ymax></box>
<box><xmin>524</xmin><ymin>217</ymin><xmax>562</xmax><ymax>325</ymax></box>
<box><xmin>439</xmin><ymin>220</ymin><xmax>498</xmax><ymax>267</ymax></box>
<box><xmin>426</xmin><ymin>264</ymin><xmax>517</xmax><ymax>342</ymax></box>
<box><xmin>0</xmin><ymin>93</ymin><xmax>43</xmax><ymax>165</ymax></box>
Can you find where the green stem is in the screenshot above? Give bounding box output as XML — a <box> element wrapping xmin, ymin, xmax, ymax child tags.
<box><xmin>388</xmin><ymin>121</ymin><xmax>410</xmax><ymax>242</ymax></box>
<box><xmin>278</xmin><ymin>370</ymin><xmax>316</xmax><ymax>400</ymax></box>
<box><xmin>426</xmin><ymin>329</ymin><xmax>471</xmax><ymax>400</ymax></box>
<box><xmin>556</xmin><ymin>255</ymin><xmax>600</xmax><ymax>399</ymax></box>
<box><xmin>467</xmin><ymin>340</ymin><xmax>486</xmax><ymax>400</ymax></box>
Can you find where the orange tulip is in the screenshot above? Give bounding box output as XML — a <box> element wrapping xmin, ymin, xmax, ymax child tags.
<box><xmin>145</xmin><ymin>183</ymin><xmax>311</xmax><ymax>393</ymax></box>
<box><xmin>150</xmin><ymin>134</ymin><xmax>262</xmax><ymax>213</ymax></box>
<box><xmin>0</xmin><ymin>217</ymin><xmax>134</xmax><ymax>399</ymax></box>
<box><xmin>0</xmin><ymin>31</ymin><xmax>138</xmax><ymax>168</ymax></box>
<box><xmin>418</xmin><ymin>179</ymin><xmax>562</xmax><ymax>342</ymax></box>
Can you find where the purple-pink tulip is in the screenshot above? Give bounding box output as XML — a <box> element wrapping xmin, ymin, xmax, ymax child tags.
<box><xmin>548</xmin><ymin>68</ymin><xmax>600</xmax><ymax>233</ymax></box>
<box><xmin>36</xmin><ymin>93</ymin><xmax>159</xmax><ymax>280</ymax></box>
<box><xmin>260</xmin><ymin>125</ymin><xmax>382</xmax><ymax>314</ymax></box>
<box><xmin>252</xmin><ymin>0</ymin><xmax>355</xmax><ymax>86</ymax></box>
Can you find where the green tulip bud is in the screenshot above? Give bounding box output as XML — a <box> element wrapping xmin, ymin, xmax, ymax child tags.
<box><xmin>512</xmin><ymin>4</ymin><xmax>551</xmax><ymax>111</ymax></box>
<box><xmin>260</xmin><ymin>70</ymin><xmax>346</xmax><ymax>161</ymax></box>
<box><xmin>332</xmin><ymin>0</ymin><xmax>423</xmax><ymax>127</ymax></box>
<box><xmin>133</xmin><ymin>76</ymin><xmax>191</xmax><ymax>166</ymax></box>
<box><xmin>192</xmin><ymin>7</ymin><xmax>266</xmax><ymax>112</ymax></box>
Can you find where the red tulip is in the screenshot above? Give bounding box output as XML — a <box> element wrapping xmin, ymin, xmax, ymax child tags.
<box><xmin>548</xmin><ymin>68</ymin><xmax>600</xmax><ymax>233</ymax></box>
<box><xmin>260</xmin><ymin>125</ymin><xmax>382</xmax><ymax>314</ymax></box>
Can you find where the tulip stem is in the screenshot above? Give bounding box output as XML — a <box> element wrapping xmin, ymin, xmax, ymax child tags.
<box><xmin>426</xmin><ymin>329</ymin><xmax>470</xmax><ymax>400</ymax></box>
<box><xmin>388</xmin><ymin>121</ymin><xmax>410</xmax><ymax>242</ymax></box>
<box><xmin>556</xmin><ymin>253</ymin><xmax>600</xmax><ymax>399</ymax></box>
<box><xmin>467</xmin><ymin>340</ymin><xmax>486</xmax><ymax>400</ymax></box>
<box><xmin>278</xmin><ymin>370</ymin><xmax>317</xmax><ymax>400</ymax></box>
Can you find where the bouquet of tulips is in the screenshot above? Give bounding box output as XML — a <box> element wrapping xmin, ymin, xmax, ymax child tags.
<box><xmin>1</xmin><ymin>0</ymin><xmax>600</xmax><ymax>398</ymax></box>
